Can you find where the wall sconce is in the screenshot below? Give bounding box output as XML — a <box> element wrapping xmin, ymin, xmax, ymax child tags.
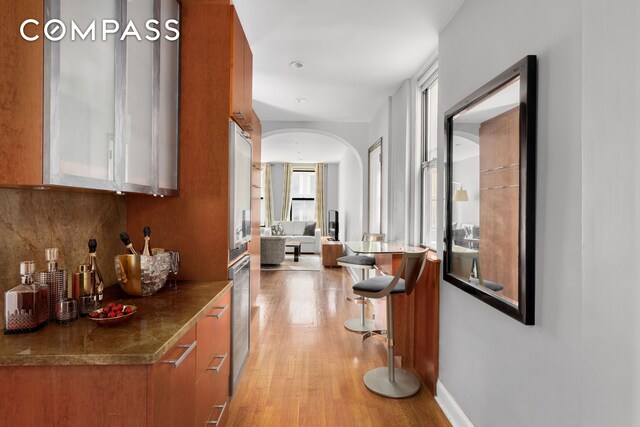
<box><xmin>452</xmin><ymin>182</ymin><xmax>469</xmax><ymax>202</ymax></box>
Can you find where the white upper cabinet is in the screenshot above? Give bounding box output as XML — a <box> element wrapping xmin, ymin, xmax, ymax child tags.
<box><xmin>44</xmin><ymin>0</ymin><xmax>180</xmax><ymax>195</ymax></box>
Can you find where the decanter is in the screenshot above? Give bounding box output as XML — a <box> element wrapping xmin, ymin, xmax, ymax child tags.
<box><xmin>4</xmin><ymin>261</ymin><xmax>50</xmax><ymax>334</ymax></box>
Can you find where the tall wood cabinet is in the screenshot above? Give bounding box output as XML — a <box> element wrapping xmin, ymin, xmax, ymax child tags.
<box><xmin>230</xmin><ymin>6</ymin><xmax>253</xmax><ymax>132</ymax></box>
<box><xmin>127</xmin><ymin>0</ymin><xmax>260</xmax><ymax>281</ymax></box>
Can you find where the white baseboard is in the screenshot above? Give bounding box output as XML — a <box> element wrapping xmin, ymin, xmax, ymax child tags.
<box><xmin>435</xmin><ymin>380</ymin><xmax>475</xmax><ymax>427</ymax></box>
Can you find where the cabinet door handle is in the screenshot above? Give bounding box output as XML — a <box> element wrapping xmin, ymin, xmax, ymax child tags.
<box><xmin>161</xmin><ymin>341</ymin><xmax>197</xmax><ymax>368</ymax></box>
<box><xmin>233</xmin><ymin>111</ymin><xmax>245</xmax><ymax>121</ymax></box>
<box><xmin>206</xmin><ymin>401</ymin><xmax>227</xmax><ymax>425</ymax></box>
<box><xmin>207</xmin><ymin>304</ymin><xmax>228</xmax><ymax>319</ymax></box>
<box><xmin>206</xmin><ymin>353</ymin><xmax>228</xmax><ymax>372</ymax></box>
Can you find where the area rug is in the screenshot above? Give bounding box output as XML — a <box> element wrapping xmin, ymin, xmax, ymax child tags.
<box><xmin>261</xmin><ymin>254</ymin><xmax>321</xmax><ymax>271</ymax></box>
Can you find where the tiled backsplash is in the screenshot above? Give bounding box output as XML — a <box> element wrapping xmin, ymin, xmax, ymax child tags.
<box><xmin>0</xmin><ymin>188</ymin><xmax>126</xmax><ymax>294</ymax></box>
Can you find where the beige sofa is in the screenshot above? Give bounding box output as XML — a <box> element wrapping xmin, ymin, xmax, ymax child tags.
<box><xmin>263</xmin><ymin>221</ymin><xmax>321</xmax><ymax>254</ymax></box>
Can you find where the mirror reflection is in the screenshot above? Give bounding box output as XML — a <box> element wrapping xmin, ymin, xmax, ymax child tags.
<box><xmin>449</xmin><ymin>77</ymin><xmax>520</xmax><ymax>307</ymax></box>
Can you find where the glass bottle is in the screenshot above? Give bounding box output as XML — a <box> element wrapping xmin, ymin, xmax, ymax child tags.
<box><xmin>4</xmin><ymin>261</ymin><xmax>50</xmax><ymax>334</ymax></box>
<box><xmin>36</xmin><ymin>248</ymin><xmax>68</xmax><ymax>321</ymax></box>
<box><xmin>88</xmin><ymin>239</ymin><xmax>104</xmax><ymax>301</ymax></box>
<box><xmin>120</xmin><ymin>232</ymin><xmax>140</xmax><ymax>255</ymax></box>
<box><xmin>142</xmin><ymin>226</ymin><xmax>151</xmax><ymax>256</ymax></box>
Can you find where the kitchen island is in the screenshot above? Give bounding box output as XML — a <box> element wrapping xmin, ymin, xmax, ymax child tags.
<box><xmin>0</xmin><ymin>280</ymin><xmax>233</xmax><ymax>426</ymax></box>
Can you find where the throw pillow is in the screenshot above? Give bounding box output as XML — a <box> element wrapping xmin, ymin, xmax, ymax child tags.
<box><xmin>271</xmin><ymin>223</ymin><xmax>284</xmax><ymax>236</ymax></box>
<box><xmin>303</xmin><ymin>222</ymin><xmax>316</xmax><ymax>236</ymax></box>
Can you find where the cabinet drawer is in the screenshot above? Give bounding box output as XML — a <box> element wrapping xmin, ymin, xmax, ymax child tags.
<box><xmin>195</xmin><ymin>350</ymin><xmax>230</xmax><ymax>426</ymax></box>
<box><xmin>196</xmin><ymin>287</ymin><xmax>231</xmax><ymax>378</ymax></box>
<box><xmin>149</xmin><ymin>326</ymin><xmax>197</xmax><ymax>427</ymax></box>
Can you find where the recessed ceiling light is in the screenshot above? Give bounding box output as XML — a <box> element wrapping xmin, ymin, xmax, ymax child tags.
<box><xmin>296</xmin><ymin>98</ymin><xmax>307</xmax><ymax>103</ymax></box>
<box><xmin>290</xmin><ymin>61</ymin><xmax>305</xmax><ymax>69</ymax></box>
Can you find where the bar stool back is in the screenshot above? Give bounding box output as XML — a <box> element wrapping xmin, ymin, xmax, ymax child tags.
<box><xmin>352</xmin><ymin>249</ymin><xmax>429</xmax><ymax>398</ymax></box>
<box><xmin>338</xmin><ymin>233</ymin><xmax>385</xmax><ymax>332</ymax></box>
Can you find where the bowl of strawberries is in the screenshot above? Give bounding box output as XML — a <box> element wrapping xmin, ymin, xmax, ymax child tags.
<box><xmin>88</xmin><ymin>302</ymin><xmax>137</xmax><ymax>326</ymax></box>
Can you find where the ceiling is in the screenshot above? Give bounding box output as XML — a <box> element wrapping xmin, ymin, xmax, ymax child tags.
<box><xmin>233</xmin><ymin>0</ymin><xmax>466</xmax><ymax>123</ymax></box>
<box><xmin>262</xmin><ymin>132</ymin><xmax>348</xmax><ymax>163</ymax></box>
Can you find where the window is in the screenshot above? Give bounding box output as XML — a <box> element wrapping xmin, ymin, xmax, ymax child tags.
<box><xmin>290</xmin><ymin>170</ymin><xmax>316</xmax><ymax>221</ymax></box>
<box><xmin>420</xmin><ymin>78</ymin><xmax>438</xmax><ymax>248</ymax></box>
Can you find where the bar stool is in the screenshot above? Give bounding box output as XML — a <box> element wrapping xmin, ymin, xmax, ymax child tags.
<box><xmin>352</xmin><ymin>250</ymin><xmax>428</xmax><ymax>398</ymax></box>
<box><xmin>338</xmin><ymin>233</ymin><xmax>385</xmax><ymax>333</ymax></box>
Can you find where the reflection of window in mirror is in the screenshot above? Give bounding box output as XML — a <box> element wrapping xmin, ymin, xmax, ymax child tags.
<box><xmin>450</xmin><ymin>77</ymin><xmax>520</xmax><ymax>307</ymax></box>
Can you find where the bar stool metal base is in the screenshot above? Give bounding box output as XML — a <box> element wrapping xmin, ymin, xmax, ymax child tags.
<box><xmin>363</xmin><ymin>367</ymin><xmax>421</xmax><ymax>398</ymax></box>
<box><xmin>344</xmin><ymin>317</ymin><xmax>376</xmax><ymax>332</ymax></box>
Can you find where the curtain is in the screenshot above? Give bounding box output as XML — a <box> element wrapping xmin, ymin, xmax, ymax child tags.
<box><xmin>281</xmin><ymin>163</ymin><xmax>293</xmax><ymax>221</ymax></box>
<box><xmin>315</xmin><ymin>163</ymin><xmax>326</xmax><ymax>235</ymax></box>
<box><xmin>263</xmin><ymin>164</ymin><xmax>275</xmax><ymax>227</ymax></box>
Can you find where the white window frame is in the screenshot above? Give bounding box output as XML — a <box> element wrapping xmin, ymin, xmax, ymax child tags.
<box><xmin>417</xmin><ymin>59</ymin><xmax>438</xmax><ymax>249</ymax></box>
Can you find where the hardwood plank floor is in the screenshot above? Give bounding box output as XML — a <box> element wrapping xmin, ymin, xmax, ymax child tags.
<box><xmin>227</xmin><ymin>266</ymin><xmax>451</xmax><ymax>426</ymax></box>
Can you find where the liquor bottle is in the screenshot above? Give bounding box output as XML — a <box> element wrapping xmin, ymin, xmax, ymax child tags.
<box><xmin>120</xmin><ymin>232</ymin><xmax>140</xmax><ymax>255</ymax></box>
<box><xmin>4</xmin><ymin>261</ymin><xmax>50</xmax><ymax>334</ymax></box>
<box><xmin>88</xmin><ymin>239</ymin><xmax>105</xmax><ymax>301</ymax></box>
<box><xmin>142</xmin><ymin>226</ymin><xmax>151</xmax><ymax>256</ymax></box>
<box><xmin>36</xmin><ymin>248</ymin><xmax>68</xmax><ymax>321</ymax></box>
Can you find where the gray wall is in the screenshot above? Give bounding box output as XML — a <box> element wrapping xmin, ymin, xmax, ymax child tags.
<box><xmin>581</xmin><ymin>0</ymin><xmax>640</xmax><ymax>425</ymax></box>
<box><xmin>438</xmin><ymin>0</ymin><xmax>583</xmax><ymax>425</ymax></box>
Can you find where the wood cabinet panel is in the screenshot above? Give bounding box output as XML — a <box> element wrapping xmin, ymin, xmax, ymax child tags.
<box><xmin>196</xmin><ymin>286</ymin><xmax>231</xmax><ymax>427</ymax></box>
<box><xmin>242</xmin><ymin>40</ymin><xmax>253</xmax><ymax>131</ymax></box>
<box><xmin>196</xmin><ymin>353</ymin><xmax>230</xmax><ymax>427</ymax></box>
<box><xmin>148</xmin><ymin>326</ymin><xmax>197</xmax><ymax>427</ymax></box>
<box><xmin>0</xmin><ymin>364</ymin><xmax>147</xmax><ymax>426</ymax></box>
<box><xmin>230</xmin><ymin>8</ymin><xmax>245</xmax><ymax>124</ymax></box>
<box><xmin>196</xmin><ymin>287</ymin><xmax>232</xmax><ymax>379</ymax></box>
<box><xmin>479</xmin><ymin>107</ymin><xmax>520</xmax><ymax>303</ymax></box>
<box><xmin>229</xmin><ymin>6</ymin><xmax>253</xmax><ymax>131</ymax></box>
<box><xmin>127</xmin><ymin>0</ymin><xmax>232</xmax><ymax>281</ymax></box>
<box><xmin>0</xmin><ymin>0</ymin><xmax>43</xmax><ymax>187</ymax></box>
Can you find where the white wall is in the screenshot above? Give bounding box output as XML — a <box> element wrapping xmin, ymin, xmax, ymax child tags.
<box><xmin>581</xmin><ymin>0</ymin><xmax>640</xmax><ymax>425</ymax></box>
<box><xmin>270</xmin><ymin>162</ymin><xmax>284</xmax><ymax>221</ymax></box>
<box><xmin>326</xmin><ymin>163</ymin><xmax>339</xmax><ymax>213</ymax></box>
<box><xmin>338</xmin><ymin>149</ymin><xmax>363</xmax><ymax>242</ymax></box>
<box><xmin>388</xmin><ymin>81</ymin><xmax>412</xmax><ymax>243</ymax></box>
<box><xmin>438</xmin><ymin>0</ymin><xmax>584</xmax><ymax>426</ymax></box>
<box><xmin>368</xmin><ymin>98</ymin><xmax>390</xmax><ymax>235</ymax></box>
<box><xmin>262</xmin><ymin>121</ymin><xmax>368</xmax><ymax>239</ymax></box>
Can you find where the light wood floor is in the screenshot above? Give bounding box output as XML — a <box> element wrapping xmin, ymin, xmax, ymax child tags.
<box><xmin>227</xmin><ymin>265</ymin><xmax>451</xmax><ymax>426</ymax></box>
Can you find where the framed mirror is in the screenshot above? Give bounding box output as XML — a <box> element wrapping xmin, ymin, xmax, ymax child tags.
<box><xmin>444</xmin><ymin>56</ymin><xmax>537</xmax><ymax>325</ymax></box>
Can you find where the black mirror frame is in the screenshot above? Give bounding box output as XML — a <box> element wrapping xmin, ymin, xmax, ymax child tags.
<box><xmin>443</xmin><ymin>55</ymin><xmax>537</xmax><ymax>325</ymax></box>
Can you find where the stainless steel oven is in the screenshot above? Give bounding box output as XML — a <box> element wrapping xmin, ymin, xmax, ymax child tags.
<box><xmin>228</xmin><ymin>253</ymin><xmax>250</xmax><ymax>395</ymax></box>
